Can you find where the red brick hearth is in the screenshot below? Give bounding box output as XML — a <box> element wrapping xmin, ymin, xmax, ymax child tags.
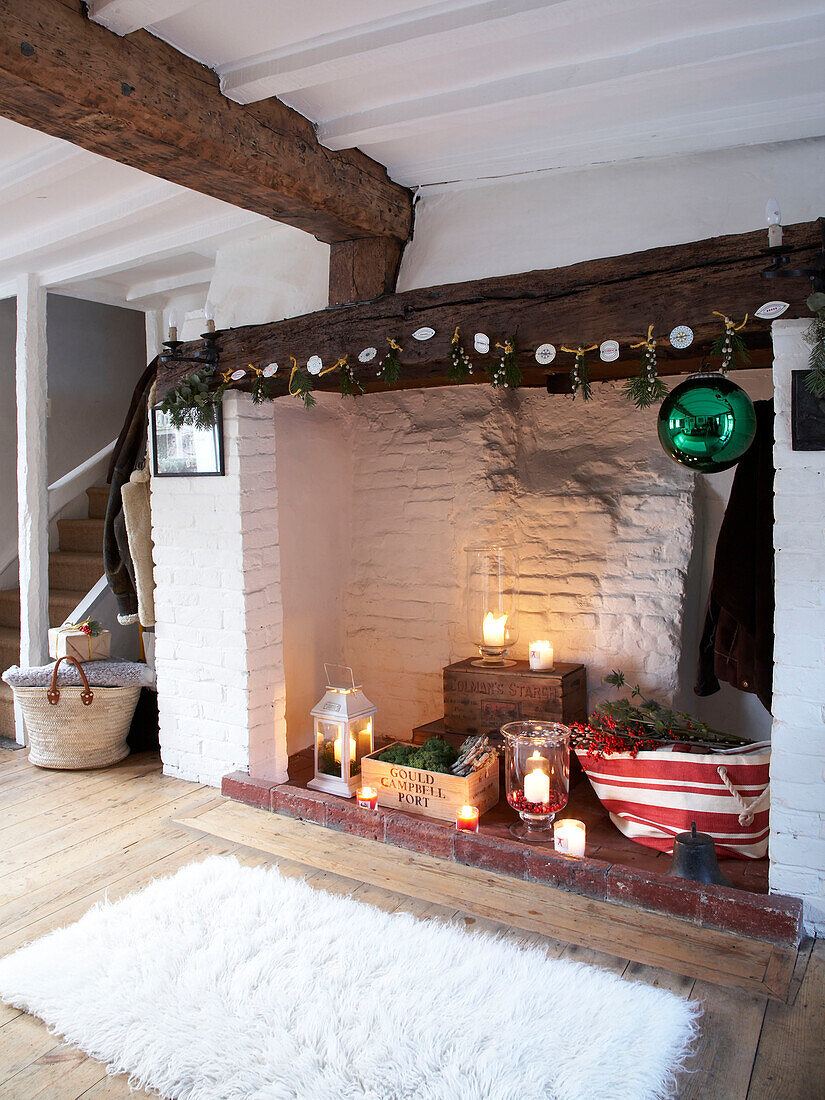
<box><xmin>223</xmin><ymin>751</ymin><xmax>802</xmax><ymax>952</ymax></box>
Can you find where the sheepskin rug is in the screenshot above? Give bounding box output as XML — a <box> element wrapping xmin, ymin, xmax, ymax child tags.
<box><xmin>0</xmin><ymin>856</ymin><xmax>698</xmax><ymax>1100</ymax></box>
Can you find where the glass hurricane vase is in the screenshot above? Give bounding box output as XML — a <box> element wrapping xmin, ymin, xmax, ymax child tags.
<box><xmin>502</xmin><ymin>721</ymin><xmax>570</xmax><ymax>843</ymax></box>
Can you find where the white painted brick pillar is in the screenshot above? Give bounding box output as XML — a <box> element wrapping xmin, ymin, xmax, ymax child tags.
<box><xmin>770</xmin><ymin>319</ymin><xmax>825</xmax><ymax>935</ymax></box>
<box><xmin>151</xmin><ymin>393</ymin><xmax>288</xmax><ymax>788</ymax></box>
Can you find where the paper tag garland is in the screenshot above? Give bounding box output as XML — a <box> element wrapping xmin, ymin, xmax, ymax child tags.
<box><xmin>412</xmin><ymin>326</ymin><xmax>435</xmax><ymax>341</ymax></box>
<box><xmin>754</xmin><ymin>301</ymin><xmax>790</xmax><ymax>319</ymax></box>
<box><xmin>599</xmin><ymin>340</ymin><xmax>619</xmax><ymax>362</ymax></box>
<box><xmin>358</xmin><ymin>347</ymin><xmax>377</xmax><ymax>363</ymax></box>
<box><xmin>474</xmin><ymin>333</ymin><xmax>490</xmax><ymax>354</ymax></box>
<box><xmin>669</xmin><ymin>325</ymin><xmax>694</xmax><ymax>349</ymax></box>
<box><xmin>307</xmin><ymin>356</ymin><xmax>323</xmax><ymax>376</ymax></box>
<box><xmin>535</xmin><ymin>343</ymin><xmax>556</xmax><ymax>365</ymax></box>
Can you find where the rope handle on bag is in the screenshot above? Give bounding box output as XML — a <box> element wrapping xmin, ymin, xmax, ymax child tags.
<box><xmin>716</xmin><ymin>764</ymin><xmax>769</xmax><ymax>826</ymax></box>
<box><xmin>47</xmin><ymin>656</ymin><xmax>94</xmax><ymax>707</ymax></box>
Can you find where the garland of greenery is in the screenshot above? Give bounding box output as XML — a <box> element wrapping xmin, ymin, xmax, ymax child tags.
<box><xmin>623</xmin><ymin>325</ymin><xmax>669</xmax><ymax>409</ymax></box>
<box><xmin>804</xmin><ymin>291</ymin><xmax>825</xmax><ymax>398</ymax></box>
<box><xmin>287</xmin><ymin>356</ymin><xmax>316</xmax><ymax>409</ymax></box>
<box><xmin>710</xmin><ymin>312</ymin><xmax>749</xmax><ymax>373</ymax></box>
<box><xmin>158</xmin><ymin>364</ymin><xmax>223</xmax><ymax>429</ymax></box>
<box><xmin>378</xmin><ymin>338</ymin><xmax>403</xmax><ymax>385</ymax></box>
<box><xmin>561</xmin><ymin>343</ymin><xmax>597</xmax><ymax>401</ymax></box>
<box><xmin>489</xmin><ymin>338</ymin><xmax>522</xmax><ymax>389</ymax></box>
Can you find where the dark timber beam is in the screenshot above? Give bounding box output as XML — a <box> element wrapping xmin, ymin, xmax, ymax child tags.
<box><xmin>329</xmin><ymin>238</ymin><xmax>406</xmax><ymax>306</ymax></box>
<box><xmin>158</xmin><ymin>220</ymin><xmax>821</xmax><ymax>399</ymax></box>
<box><xmin>0</xmin><ymin>0</ymin><xmax>413</xmax><ymax>246</ymax></box>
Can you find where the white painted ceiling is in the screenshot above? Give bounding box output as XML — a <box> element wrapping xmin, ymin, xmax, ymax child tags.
<box><xmin>1</xmin><ymin>0</ymin><xmax>823</xmax><ymax>311</ymax></box>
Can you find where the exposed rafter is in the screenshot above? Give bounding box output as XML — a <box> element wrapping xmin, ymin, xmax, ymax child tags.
<box><xmin>0</xmin><ymin>0</ymin><xmax>413</xmax><ymax>246</ymax></box>
<box><xmin>88</xmin><ymin>0</ymin><xmax>199</xmax><ymax>36</ymax></box>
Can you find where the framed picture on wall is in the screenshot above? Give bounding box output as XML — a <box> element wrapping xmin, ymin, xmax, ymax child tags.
<box><xmin>151</xmin><ymin>404</ymin><xmax>225</xmax><ymax>477</ymax></box>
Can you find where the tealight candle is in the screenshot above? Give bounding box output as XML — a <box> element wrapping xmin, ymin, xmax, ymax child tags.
<box><xmin>456</xmin><ymin>805</ymin><xmax>480</xmax><ymax>832</ymax></box>
<box><xmin>528</xmin><ymin>640</ymin><xmax>554</xmax><ymax>671</ymax></box>
<box><xmin>356</xmin><ymin>786</ymin><xmax>378</xmax><ymax>811</ymax></box>
<box><xmin>554</xmin><ymin>819</ymin><xmax>586</xmax><ymax>857</ymax></box>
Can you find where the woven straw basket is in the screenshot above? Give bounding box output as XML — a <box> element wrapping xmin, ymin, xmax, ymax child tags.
<box><xmin>13</xmin><ymin>656</ymin><xmax>140</xmax><ymax>770</ymax></box>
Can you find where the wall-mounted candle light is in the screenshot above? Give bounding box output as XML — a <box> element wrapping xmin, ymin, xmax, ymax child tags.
<box><xmin>766</xmin><ymin>198</ymin><xmax>782</xmax><ymax>249</ymax></box>
<box><xmin>167</xmin><ymin>311</ymin><xmax>178</xmax><ymax>343</ymax></box>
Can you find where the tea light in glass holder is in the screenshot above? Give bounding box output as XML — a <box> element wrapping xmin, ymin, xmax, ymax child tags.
<box><xmin>456</xmin><ymin>805</ymin><xmax>480</xmax><ymax>832</ymax></box>
<box><xmin>356</xmin><ymin>786</ymin><xmax>378</xmax><ymax>811</ymax></box>
<box><xmin>528</xmin><ymin>640</ymin><xmax>554</xmax><ymax>671</ymax></box>
<box><xmin>554</xmin><ymin>819</ymin><xmax>586</xmax><ymax>857</ymax></box>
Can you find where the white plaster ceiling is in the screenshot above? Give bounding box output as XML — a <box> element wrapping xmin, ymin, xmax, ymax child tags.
<box><xmin>0</xmin><ymin>0</ymin><xmax>823</xmax><ymax>311</ymax></box>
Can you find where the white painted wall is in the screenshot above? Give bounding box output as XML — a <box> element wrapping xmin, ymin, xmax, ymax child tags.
<box><xmin>399</xmin><ymin>138</ymin><xmax>825</xmax><ymax>290</ymax></box>
<box><xmin>769</xmin><ymin>320</ymin><xmax>825</xmax><ymax>935</ymax></box>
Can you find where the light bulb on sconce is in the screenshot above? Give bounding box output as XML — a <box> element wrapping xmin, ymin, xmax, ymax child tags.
<box><xmin>167</xmin><ymin>311</ymin><xmax>179</xmax><ymax>342</ymax></box>
<box><xmin>203</xmin><ymin>303</ymin><xmax>216</xmax><ymax>334</ymax></box>
<box><xmin>766</xmin><ymin>198</ymin><xmax>782</xmax><ymax>249</ymax></box>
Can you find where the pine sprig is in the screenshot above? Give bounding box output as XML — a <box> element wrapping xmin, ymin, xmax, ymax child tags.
<box><xmin>159</xmin><ymin>365</ymin><xmax>223</xmax><ymax>429</ymax></box>
<box><xmin>378</xmin><ymin>338</ymin><xmax>403</xmax><ymax>385</ymax></box>
<box><xmin>288</xmin><ymin>356</ymin><xmax>316</xmax><ymax>409</ymax></box>
<box><xmin>448</xmin><ymin>326</ymin><xmax>472</xmax><ymax>381</ymax></box>
<box><xmin>490</xmin><ymin>338</ymin><xmax>521</xmax><ymax>388</ymax></box>
<box><xmin>250</xmin><ymin>366</ymin><xmax>275</xmax><ymax>405</ymax></box>
<box><xmin>339</xmin><ymin>357</ymin><xmax>365</xmax><ymax>398</ymax></box>
<box><xmin>804</xmin><ymin>292</ymin><xmax>825</xmax><ymax>398</ymax></box>
<box><xmin>624</xmin><ymin>326</ymin><xmax>669</xmax><ymax>408</ymax></box>
<box><xmin>562</xmin><ymin>344</ymin><xmax>597</xmax><ymax>401</ymax></box>
<box><xmin>710</xmin><ymin>313</ymin><xmax>750</xmax><ymax>373</ymax></box>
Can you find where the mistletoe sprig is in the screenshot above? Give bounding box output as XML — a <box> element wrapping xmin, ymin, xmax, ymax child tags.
<box><xmin>710</xmin><ymin>312</ymin><xmax>749</xmax><ymax>373</ymax></box>
<box><xmin>448</xmin><ymin>326</ymin><xmax>472</xmax><ymax>382</ymax></box>
<box><xmin>561</xmin><ymin>343</ymin><xmax>597</xmax><ymax>401</ymax></box>
<box><xmin>249</xmin><ymin>365</ymin><xmax>275</xmax><ymax>406</ymax></box>
<box><xmin>569</xmin><ymin>671</ymin><xmax>748</xmax><ymax>758</ymax></box>
<box><xmin>490</xmin><ymin>338</ymin><xmax>522</xmax><ymax>389</ymax></box>
<box><xmin>378</xmin><ymin>338</ymin><xmax>403</xmax><ymax>385</ymax></box>
<box><xmin>624</xmin><ymin>325</ymin><xmax>669</xmax><ymax>409</ymax></box>
<box><xmin>338</xmin><ymin>356</ymin><xmax>365</xmax><ymax>398</ymax></box>
<box><xmin>288</xmin><ymin>356</ymin><xmax>316</xmax><ymax>409</ymax></box>
<box><xmin>804</xmin><ymin>292</ymin><xmax>825</xmax><ymax>398</ymax></box>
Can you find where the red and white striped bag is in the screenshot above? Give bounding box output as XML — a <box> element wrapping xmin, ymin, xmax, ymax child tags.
<box><xmin>577</xmin><ymin>741</ymin><xmax>771</xmax><ymax>859</ymax></box>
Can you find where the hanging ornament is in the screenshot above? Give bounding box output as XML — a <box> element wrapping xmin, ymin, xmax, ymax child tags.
<box><xmin>307</xmin><ymin>355</ymin><xmax>323</xmax><ymax>376</ymax></box>
<box><xmin>535</xmin><ymin>343</ymin><xmax>556</xmax><ymax>365</ymax></box>
<box><xmin>710</xmin><ymin>312</ymin><xmax>749</xmax><ymax>373</ymax></box>
<box><xmin>412</xmin><ymin>326</ymin><xmax>435</xmax><ymax>341</ymax></box>
<box><xmin>669</xmin><ymin>325</ymin><xmax>694</xmax><ymax>350</ymax></box>
<box><xmin>335</xmin><ymin>356</ymin><xmax>364</xmax><ymax>398</ymax></box>
<box><xmin>657</xmin><ymin>373</ymin><xmax>757</xmax><ymax>472</ymax></box>
<box><xmin>804</xmin><ymin>291</ymin><xmax>825</xmax><ymax>397</ymax></box>
<box><xmin>448</xmin><ymin>326</ymin><xmax>472</xmax><ymax>381</ymax></box>
<box><xmin>262</xmin><ymin>363</ymin><xmax>278</xmax><ymax>378</ymax></box>
<box><xmin>599</xmin><ymin>340</ymin><xmax>619</xmax><ymax>362</ymax></box>
<box><xmin>490</xmin><ymin>338</ymin><xmax>522</xmax><ymax>389</ymax></box>
<box><xmin>474</xmin><ymin>333</ymin><xmax>490</xmax><ymax>354</ymax></box>
<box><xmin>230</xmin><ymin>369</ymin><xmax>247</xmax><ymax>382</ymax></box>
<box><xmin>561</xmin><ymin>344</ymin><xmax>598</xmax><ymax>401</ymax></box>
<box><xmin>358</xmin><ymin>347</ymin><xmax>377</xmax><ymax>363</ymax></box>
<box><xmin>288</xmin><ymin>356</ymin><xmax>316</xmax><ymax>409</ymax></box>
<box><xmin>624</xmin><ymin>325</ymin><xmax>669</xmax><ymax>409</ymax></box>
<box><xmin>250</xmin><ymin>365</ymin><xmax>275</xmax><ymax>405</ymax></box>
<box><xmin>378</xmin><ymin>338</ymin><xmax>403</xmax><ymax>385</ymax></box>
<box><xmin>754</xmin><ymin>301</ymin><xmax>790</xmax><ymax>320</ymax></box>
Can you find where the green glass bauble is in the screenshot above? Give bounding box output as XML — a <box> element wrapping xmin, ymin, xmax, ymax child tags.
<box><xmin>657</xmin><ymin>373</ymin><xmax>757</xmax><ymax>473</ymax></box>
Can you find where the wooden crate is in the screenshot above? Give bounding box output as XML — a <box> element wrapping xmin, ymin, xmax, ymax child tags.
<box><xmin>443</xmin><ymin>659</ymin><xmax>587</xmax><ymax>736</ymax></box>
<box><xmin>361</xmin><ymin>743</ymin><xmax>499</xmax><ymax>822</ymax></box>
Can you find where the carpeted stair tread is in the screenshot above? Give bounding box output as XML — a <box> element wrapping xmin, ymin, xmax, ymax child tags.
<box><xmin>0</xmin><ymin>589</ymin><xmax>90</xmax><ymax>630</ymax></box>
<box><xmin>86</xmin><ymin>485</ymin><xmax>109</xmax><ymax>519</ymax></box>
<box><xmin>56</xmin><ymin>518</ymin><xmax>105</xmax><ymax>554</ymax></box>
<box><xmin>49</xmin><ymin>551</ymin><xmax>104</xmax><ymax>592</ymax></box>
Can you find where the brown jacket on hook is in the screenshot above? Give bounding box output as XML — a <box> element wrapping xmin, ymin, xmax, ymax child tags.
<box><xmin>695</xmin><ymin>399</ymin><xmax>774</xmax><ymax>713</ymax></box>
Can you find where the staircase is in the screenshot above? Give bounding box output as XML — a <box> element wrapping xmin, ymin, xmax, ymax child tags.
<box><xmin>0</xmin><ymin>486</ymin><xmax>108</xmax><ymax>740</ymax></box>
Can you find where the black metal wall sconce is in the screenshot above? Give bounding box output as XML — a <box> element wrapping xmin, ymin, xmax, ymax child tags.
<box><xmin>761</xmin><ymin>203</ymin><xmax>825</xmax><ymax>294</ymax></box>
<box><xmin>158</xmin><ymin>313</ymin><xmax>220</xmax><ymax>370</ymax></box>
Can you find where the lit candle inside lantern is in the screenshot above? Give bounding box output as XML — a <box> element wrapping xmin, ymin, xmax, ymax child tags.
<box><xmin>356</xmin><ymin>786</ymin><xmax>378</xmax><ymax>811</ymax></box>
<box><xmin>456</xmin><ymin>805</ymin><xmax>480</xmax><ymax>832</ymax></box>
<box><xmin>333</xmin><ymin>732</ymin><xmax>357</xmax><ymax>765</ymax></box>
<box><xmin>482</xmin><ymin>611</ymin><xmax>508</xmax><ymax>647</ymax></box>
<box><xmin>554</xmin><ymin>819</ymin><xmax>586</xmax><ymax>857</ymax></box>
<box><xmin>528</xmin><ymin>640</ymin><xmax>554</xmax><ymax>671</ymax></box>
<box><xmin>523</xmin><ymin>751</ymin><xmax>550</xmax><ymax>805</ymax></box>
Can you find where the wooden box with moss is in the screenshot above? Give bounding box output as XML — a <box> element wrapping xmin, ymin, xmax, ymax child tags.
<box><xmin>361</xmin><ymin>737</ymin><xmax>499</xmax><ymax>821</ymax></box>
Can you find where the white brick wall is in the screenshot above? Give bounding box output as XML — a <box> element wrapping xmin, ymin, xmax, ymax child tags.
<box><xmin>152</xmin><ymin>394</ymin><xmax>288</xmax><ymax>787</ymax></box>
<box><xmin>770</xmin><ymin>319</ymin><xmax>825</xmax><ymax>935</ymax></box>
<box><xmin>342</xmin><ymin>385</ymin><xmax>695</xmax><ymax>736</ymax></box>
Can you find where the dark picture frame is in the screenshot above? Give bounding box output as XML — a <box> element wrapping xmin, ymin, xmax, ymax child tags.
<box><xmin>791</xmin><ymin>370</ymin><xmax>825</xmax><ymax>451</ymax></box>
<box><xmin>151</xmin><ymin>404</ymin><xmax>225</xmax><ymax>477</ymax></box>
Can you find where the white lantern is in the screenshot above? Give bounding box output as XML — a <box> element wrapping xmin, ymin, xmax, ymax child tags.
<box><xmin>308</xmin><ymin>664</ymin><xmax>376</xmax><ymax>798</ymax></box>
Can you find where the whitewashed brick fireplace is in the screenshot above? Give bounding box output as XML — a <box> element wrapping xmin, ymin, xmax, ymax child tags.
<box><xmin>150</xmin><ymin>316</ymin><xmax>824</xmax><ymax>937</ymax></box>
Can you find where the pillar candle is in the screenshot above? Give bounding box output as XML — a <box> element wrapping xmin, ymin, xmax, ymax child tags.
<box><xmin>528</xmin><ymin>640</ymin><xmax>554</xmax><ymax>671</ymax></box>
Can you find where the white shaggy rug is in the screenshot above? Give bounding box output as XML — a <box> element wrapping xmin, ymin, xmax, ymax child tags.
<box><xmin>0</xmin><ymin>856</ymin><xmax>698</xmax><ymax>1100</ymax></box>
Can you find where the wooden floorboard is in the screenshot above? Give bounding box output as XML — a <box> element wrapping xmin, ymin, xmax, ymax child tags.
<box><xmin>0</xmin><ymin>751</ymin><xmax>817</xmax><ymax>1099</ymax></box>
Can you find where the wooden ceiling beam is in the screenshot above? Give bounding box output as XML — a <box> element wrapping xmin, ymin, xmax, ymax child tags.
<box><xmin>158</xmin><ymin>220</ymin><xmax>821</xmax><ymax>399</ymax></box>
<box><xmin>0</xmin><ymin>0</ymin><xmax>413</xmax><ymax>246</ymax></box>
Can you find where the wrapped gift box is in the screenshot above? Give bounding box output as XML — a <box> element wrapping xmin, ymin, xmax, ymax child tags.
<box><xmin>48</xmin><ymin>624</ymin><xmax>111</xmax><ymax>663</ymax></box>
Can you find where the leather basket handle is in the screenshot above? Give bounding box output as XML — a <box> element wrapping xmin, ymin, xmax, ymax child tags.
<box><xmin>47</xmin><ymin>655</ymin><xmax>94</xmax><ymax>707</ymax></box>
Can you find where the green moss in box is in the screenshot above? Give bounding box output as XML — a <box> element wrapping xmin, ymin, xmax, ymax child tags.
<box><xmin>375</xmin><ymin>736</ymin><xmax>458</xmax><ymax>774</ymax></box>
